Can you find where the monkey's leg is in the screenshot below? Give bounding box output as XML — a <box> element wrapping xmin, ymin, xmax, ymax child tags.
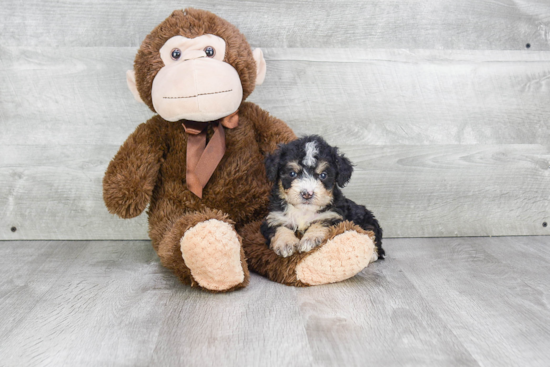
<box><xmin>156</xmin><ymin>208</ymin><xmax>249</xmax><ymax>292</ymax></box>
<box><xmin>240</xmin><ymin>221</ymin><xmax>375</xmax><ymax>286</ymax></box>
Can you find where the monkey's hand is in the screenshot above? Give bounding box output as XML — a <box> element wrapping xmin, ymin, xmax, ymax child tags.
<box><xmin>103</xmin><ymin>120</ymin><xmax>164</xmax><ymax>218</ymax></box>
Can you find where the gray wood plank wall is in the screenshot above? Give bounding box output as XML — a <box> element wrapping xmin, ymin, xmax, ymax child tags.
<box><xmin>1</xmin><ymin>0</ymin><xmax>549</xmax><ymax>240</ymax></box>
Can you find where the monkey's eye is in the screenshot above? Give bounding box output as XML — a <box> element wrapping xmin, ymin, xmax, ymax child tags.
<box><xmin>319</xmin><ymin>172</ymin><xmax>327</xmax><ymax>180</ymax></box>
<box><xmin>171</xmin><ymin>48</ymin><xmax>182</xmax><ymax>60</ymax></box>
<box><xmin>289</xmin><ymin>171</ymin><xmax>297</xmax><ymax>178</ymax></box>
<box><xmin>204</xmin><ymin>46</ymin><xmax>215</xmax><ymax>58</ymax></box>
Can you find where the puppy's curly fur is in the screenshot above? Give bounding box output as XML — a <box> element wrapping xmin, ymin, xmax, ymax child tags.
<box><xmin>261</xmin><ymin>135</ymin><xmax>385</xmax><ymax>259</ymax></box>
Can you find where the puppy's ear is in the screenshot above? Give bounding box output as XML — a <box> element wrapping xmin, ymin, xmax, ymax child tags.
<box><xmin>335</xmin><ymin>149</ymin><xmax>354</xmax><ymax>187</ymax></box>
<box><xmin>264</xmin><ymin>147</ymin><xmax>282</xmax><ymax>182</ymax></box>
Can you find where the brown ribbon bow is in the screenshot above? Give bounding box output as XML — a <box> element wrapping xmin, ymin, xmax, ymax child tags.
<box><xmin>182</xmin><ymin>110</ymin><xmax>239</xmax><ymax>198</ymax></box>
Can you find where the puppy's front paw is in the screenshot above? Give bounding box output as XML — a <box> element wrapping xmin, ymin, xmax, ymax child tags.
<box><xmin>271</xmin><ymin>227</ymin><xmax>300</xmax><ymax>257</ymax></box>
<box><xmin>272</xmin><ymin>240</ymin><xmax>299</xmax><ymax>257</ymax></box>
<box><xmin>298</xmin><ymin>223</ymin><xmax>329</xmax><ymax>253</ymax></box>
<box><xmin>298</xmin><ymin>235</ymin><xmax>324</xmax><ymax>253</ymax></box>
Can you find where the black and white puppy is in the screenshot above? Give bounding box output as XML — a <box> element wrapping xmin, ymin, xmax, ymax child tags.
<box><xmin>261</xmin><ymin>135</ymin><xmax>384</xmax><ymax>259</ymax></box>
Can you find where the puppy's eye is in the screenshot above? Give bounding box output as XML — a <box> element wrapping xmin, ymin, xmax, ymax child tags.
<box><xmin>289</xmin><ymin>171</ymin><xmax>297</xmax><ymax>178</ymax></box>
<box><xmin>171</xmin><ymin>48</ymin><xmax>182</xmax><ymax>60</ymax></box>
<box><xmin>319</xmin><ymin>172</ymin><xmax>327</xmax><ymax>180</ymax></box>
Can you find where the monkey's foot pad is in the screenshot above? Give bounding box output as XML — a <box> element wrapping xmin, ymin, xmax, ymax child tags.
<box><xmin>180</xmin><ymin>219</ymin><xmax>245</xmax><ymax>291</ymax></box>
<box><xmin>296</xmin><ymin>230</ymin><xmax>374</xmax><ymax>286</ymax></box>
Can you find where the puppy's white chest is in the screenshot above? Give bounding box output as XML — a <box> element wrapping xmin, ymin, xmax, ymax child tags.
<box><xmin>266</xmin><ymin>205</ymin><xmax>342</xmax><ymax>233</ymax></box>
<box><xmin>287</xmin><ymin>205</ymin><xmax>319</xmax><ymax>232</ymax></box>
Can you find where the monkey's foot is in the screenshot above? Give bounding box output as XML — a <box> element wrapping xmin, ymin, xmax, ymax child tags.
<box><xmin>240</xmin><ymin>220</ymin><xmax>375</xmax><ymax>287</ymax></box>
<box><xmin>180</xmin><ymin>219</ymin><xmax>246</xmax><ymax>291</ymax></box>
<box><xmin>157</xmin><ymin>209</ymin><xmax>249</xmax><ymax>292</ymax></box>
<box><xmin>295</xmin><ymin>228</ymin><xmax>374</xmax><ymax>286</ymax></box>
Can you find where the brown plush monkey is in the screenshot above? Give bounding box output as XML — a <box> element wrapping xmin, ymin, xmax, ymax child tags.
<box><xmin>103</xmin><ymin>8</ymin><xmax>376</xmax><ymax>292</ymax></box>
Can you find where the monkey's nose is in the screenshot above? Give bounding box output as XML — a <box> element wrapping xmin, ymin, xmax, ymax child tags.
<box><xmin>301</xmin><ymin>190</ymin><xmax>314</xmax><ymax>200</ymax></box>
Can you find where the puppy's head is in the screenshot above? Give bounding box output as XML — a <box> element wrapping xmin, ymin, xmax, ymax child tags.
<box><xmin>265</xmin><ymin>135</ymin><xmax>353</xmax><ymax>207</ymax></box>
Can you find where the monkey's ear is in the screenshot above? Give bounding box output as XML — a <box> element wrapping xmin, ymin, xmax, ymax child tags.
<box><xmin>253</xmin><ymin>48</ymin><xmax>266</xmax><ymax>85</ymax></box>
<box><xmin>126</xmin><ymin>70</ymin><xmax>145</xmax><ymax>104</ymax></box>
<box><xmin>335</xmin><ymin>150</ymin><xmax>354</xmax><ymax>188</ymax></box>
<box><xmin>264</xmin><ymin>149</ymin><xmax>281</xmax><ymax>182</ymax></box>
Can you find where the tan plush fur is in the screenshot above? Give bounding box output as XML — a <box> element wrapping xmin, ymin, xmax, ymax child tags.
<box><xmin>296</xmin><ymin>229</ymin><xmax>374</xmax><ymax>286</ymax></box>
<box><xmin>156</xmin><ymin>208</ymin><xmax>250</xmax><ymax>292</ymax></box>
<box><xmin>240</xmin><ymin>221</ymin><xmax>375</xmax><ymax>287</ymax></box>
<box><xmin>181</xmin><ymin>219</ymin><xmax>244</xmax><ymax>291</ymax></box>
<box><xmin>103</xmin><ymin>9</ymin><xmax>374</xmax><ymax>292</ymax></box>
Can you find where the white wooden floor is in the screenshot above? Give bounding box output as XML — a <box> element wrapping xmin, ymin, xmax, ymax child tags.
<box><xmin>1</xmin><ymin>236</ymin><xmax>549</xmax><ymax>367</ymax></box>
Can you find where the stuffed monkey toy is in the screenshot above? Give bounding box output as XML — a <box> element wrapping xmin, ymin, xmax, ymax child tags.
<box><xmin>103</xmin><ymin>8</ymin><xmax>376</xmax><ymax>292</ymax></box>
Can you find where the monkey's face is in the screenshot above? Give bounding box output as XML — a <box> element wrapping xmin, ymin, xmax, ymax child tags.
<box><xmin>127</xmin><ymin>10</ymin><xmax>266</xmax><ymax>120</ymax></box>
<box><xmin>151</xmin><ymin>35</ymin><xmax>243</xmax><ymax>122</ymax></box>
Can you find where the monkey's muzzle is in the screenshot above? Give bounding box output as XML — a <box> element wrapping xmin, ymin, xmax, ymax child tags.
<box><xmin>152</xmin><ymin>58</ymin><xmax>243</xmax><ymax>122</ymax></box>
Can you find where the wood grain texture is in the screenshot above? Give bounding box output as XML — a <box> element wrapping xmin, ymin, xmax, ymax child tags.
<box><xmin>0</xmin><ymin>145</ymin><xmax>148</xmax><ymax>240</ymax></box>
<box><xmin>476</xmin><ymin>236</ymin><xmax>550</xmax><ymax>294</ymax></box>
<box><xmin>151</xmin><ymin>277</ymin><xmax>314</xmax><ymax>367</ymax></box>
<box><xmin>2</xmin><ymin>144</ymin><xmax>548</xmax><ymax>240</ymax></box>
<box><xmin>2</xmin><ymin>47</ymin><xmax>550</xmax><ymax>146</ymax></box>
<box><xmin>0</xmin><ymin>46</ymin><xmax>152</xmax><ymax>146</ymax></box>
<box><xmin>2</xmin><ymin>237</ymin><xmax>550</xmax><ymax>366</ymax></box>
<box><xmin>297</xmin><ymin>263</ymin><xmax>478</xmax><ymax>366</ymax></box>
<box><xmin>1</xmin><ymin>4</ymin><xmax>550</xmax><ymax>240</ymax></box>
<box><xmin>1</xmin><ymin>0</ymin><xmax>549</xmax><ymax>50</ymax></box>
<box><xmin>0</xmin><ymin>241</ymin><xmax>86</xmax><ymax>341</ymax></box>
<box><xmin>259</xmin><ymin>48</ymin><xmax>550</xmax><ymax>146</ymax></box>
<box><xmin>0</xmin><ymin>241</ymin><xmax>175</xmax><ymax>367</ymax></box>
<box><xmin>343</xmin><ymin>144</ymin><xmax>550</xmax><ymax>238</ymax></box>
<box><xmin>393</xmin><ymin>236</ymin><xmax>550</xmax><ymax>367</ymax></box>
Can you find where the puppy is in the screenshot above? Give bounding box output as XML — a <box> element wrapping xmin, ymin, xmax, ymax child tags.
<box><xmin>261</xmin><ymin>135</ymin><xmax>384</xmax><ymax>260</ymax></box>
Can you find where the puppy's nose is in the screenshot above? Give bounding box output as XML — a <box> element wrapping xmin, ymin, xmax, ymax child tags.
<box><xmin>301</xmin><ymin>190</ymin><xmax>314</xmax><ymax>200</ymax></box>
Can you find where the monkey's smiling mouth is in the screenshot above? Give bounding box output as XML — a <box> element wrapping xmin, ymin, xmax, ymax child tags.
<box><xmin>163</xmin><ymin>89</ymin><xmax>233</xmax><ymax>99</ymax></box>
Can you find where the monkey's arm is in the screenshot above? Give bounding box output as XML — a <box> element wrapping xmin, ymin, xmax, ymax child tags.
<box><xmin>103</xmin><ymin>120</ymin><xmax>164</xmax><ymax>219</ymax></box>
<box><xmin>240</xmin><ymin>102</ymin><xmax>297</xmax><ymax>155</ymax></box>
